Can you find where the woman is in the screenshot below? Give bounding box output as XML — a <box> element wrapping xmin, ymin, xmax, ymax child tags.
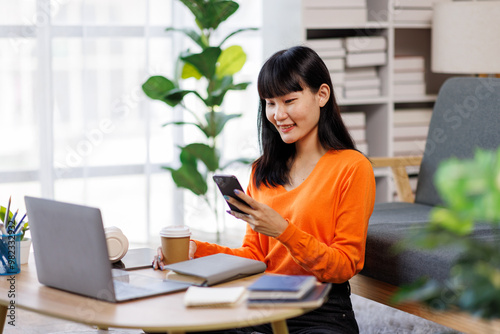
<box><xmin>154</xmin><ymin>46</ymin><xmax>376</xmax><ymax>334</ymax></box>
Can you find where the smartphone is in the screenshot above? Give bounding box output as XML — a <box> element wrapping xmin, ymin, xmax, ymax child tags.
<box><xmin>213</xmin><ymin>174</ymin><xmax>249</xmax><ymax>214</ymax></box>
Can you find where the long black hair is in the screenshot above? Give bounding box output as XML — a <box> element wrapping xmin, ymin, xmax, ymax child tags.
<box><xmin>253</xmin><ymin>46</ymin><xmax>355</xmax><ymax>188</ymax></box>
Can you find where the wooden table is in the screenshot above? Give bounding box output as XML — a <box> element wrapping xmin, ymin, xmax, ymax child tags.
<box><xmin>0</xmin><ymin>256</ymin><xmax>309</xmax><ymax>334</ymax></box>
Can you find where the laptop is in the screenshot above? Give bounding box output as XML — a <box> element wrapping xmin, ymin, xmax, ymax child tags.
<box><xmin>25</xmin><ymin>196</ymin><xmax>192</xmax><ymax>303</ymax></box>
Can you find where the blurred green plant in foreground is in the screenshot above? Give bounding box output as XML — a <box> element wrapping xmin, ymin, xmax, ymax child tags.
<box><xmin>393</xmin><ymin>147</ymin><xmax>500</xmax><ymax>319</ymax></box>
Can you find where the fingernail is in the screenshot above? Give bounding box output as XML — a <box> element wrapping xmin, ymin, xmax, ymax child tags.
<box><xmin>226</xmin><ymin>210</ymin><xmax>232</xmax><ymax>214</ymax></box>
<box><xmin>223</xmin><ymin>195</ymin><xmax>230</xmax><ymax>200</ymax></box>
<box><xmin>234</xmin><ymin>189</ymin><xmax>241</xmax><ymax>195</ymax></box>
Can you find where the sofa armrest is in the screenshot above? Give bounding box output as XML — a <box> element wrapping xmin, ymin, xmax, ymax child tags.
<box><xmin>370</xmin><ymin>156</ymin><xmax>423</xmax><ymax>203</ymax></box>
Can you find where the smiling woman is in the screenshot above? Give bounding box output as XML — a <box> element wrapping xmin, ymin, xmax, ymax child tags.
<box><xmin>155</xmin><ymin>46</ymin><xmax>376</xmax><ymax>334</ymax></box>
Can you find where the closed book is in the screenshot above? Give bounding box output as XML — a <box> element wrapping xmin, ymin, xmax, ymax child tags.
<box><xmin>346</xmin><ymin>52</ymin><xmax>386</xmax><ymax>68</ymax></box>
<box><xmin>393</xmin><ymin>9</ymin><xmax>433</xmax><ymax>23</ymax></box>
<box><xmin>394</xmin><ymin>140</ymin><xmax>426</xmax><ymax>155</ymax></box>
<box><xmin>344</xmin><ymin>77</ymin><xmax>381</xmax><ymax>89</ymax></box>
<box><xmin>247</xmin><ymin>275</ymin><xmax>317</xmax><ymax>300</ymax></box>
<box><xmin>345</xmin><ymin>66</ymin><xmax>378</xmax><ymax>80</ymax></box>
<box><xmin>316</xmin><ymin>48</ymin><xmax>347</xmax><ymax>58</ymax></box>
<box><xmin>304</xmin><ymin>8</ymin><xmax>367</xmax><ymax>28</ymax></box>
<box><xmin>393</xmin><ymin>71</ymin><xmax>425</xmax><ymax>83</ymax></box>
<box><xmin>330</xmin><ymin>71</ymin><xmax>346</xmax><ymax>86</ymax></box>
<box><xmin>324</xmin><ymin>58</ymin><xmax>345</xmax><ymax>72</ymax></box>
<box><xmin>305</xmin><ymin>0</ymin><xmax>366</xmax><ymax>8</ymax></box>
<box><xmin>248</xmin><ymin>283</ymin><xmax>331</xmax><ymax>308</ymax></box>
<box><xmin>341</xmin><ymin>112</ymin><xmax>366</xmax><ymax>128</ymax></box>
<box><xmin>393</xmin><ymin>82</ymin><xmax>426</xmax><ymax>96</ymax></box>
<box><xmin>344</xmin><ymin>36</ymin><xmax>387</xmax><ymax>53</ymax></box>
<box><xmin>356</xmin><ymin>142</ymin><xmax>369</xmax><ymax>155</ymax></box>
<box><xmin>344</xmin><ymin>87</ymin><xmax>381</xmax><ymax>99</ymax></box>
<box><xmin>393</xmin><ymin>125</ymin><xmax>429</xmax><ymax>140</ymax></box>
<box><xmin>394</xmin><ymin>56</ymin><xmax>425</xmax><ymax>72</ymax></box>
<box><xmin>305</xmin><ymin>38</ymin><xmax>344</xmax><ymax>50</ymax></box>
<box><xmin>394</xmin><ymin>0</ymin><xmax>433</xmax><ymax>8</ymax></box>
<box><xmin>164</xmin><ymin>253</ymin><xmax>266</xmax><ymax>286</ymax></box>
<box><xmin>183</xmin><ymin>286</ymin><xmax>247</xmax><ymax>307</ymax></box>
<box><xmin>394</xmin><ymin>109</ymin><xmax>433</xmax><ymax>126</ymax></box>
<box><xmin>349</xmin><ymin>128</ymin><xmax>366</xmax><ymax>142</ymax></box>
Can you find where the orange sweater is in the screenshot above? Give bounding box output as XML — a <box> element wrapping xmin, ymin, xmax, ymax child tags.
<box><xmin>194</xmin><ymin>149</ymin><xmax>376</xmax><ymax>283</ymax></box>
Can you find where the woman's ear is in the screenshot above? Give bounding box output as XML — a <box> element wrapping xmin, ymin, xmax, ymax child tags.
<box><xmin>318</xmin><ymin>84</ymin><xmax>330</xmax><ymax>107</ymax></box>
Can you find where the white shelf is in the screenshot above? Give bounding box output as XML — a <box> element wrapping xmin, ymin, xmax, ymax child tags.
<box><xmin>393</xmin><ymin>22</ymin><xmax>432</xmax><ymax>29</ymax></box>
<box><xmin>393</xmin><ymin>94</ymin><xmax>437</xmax><ymax>103</ymax></box>
<box><xmin>338</xmin><ymin>96</ymin><xmax>389</xmax><ymax>106</ymax></box>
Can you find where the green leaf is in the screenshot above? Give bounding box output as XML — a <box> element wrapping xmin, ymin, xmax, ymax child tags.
<box><xmin>179</xmin><ymin>0</ymin><xmax>239</xmax><ymax>30</ymax></box>
<box><xmin>164</xmin><ymin>164</ymin><xmax>208</xmax><ymax>196</ymax></box>
<box><xmin>220</xmin><ymin>157</ymin><xmax>254</xmax><ymax>170</ymax></box>
<box><xmin>216</xmin><ymin>45</ymin><xmax>246</xmax><ymax>78</ymax></box>
<box><xmin>209</xmin><ymin>76</ymin><xmax>251</xmax><ymax>103</ymax></box>
<box><xmin>430</xmin><ymin>207</ymin><xmax>474</xmax><ymax>236</ymax></box>
<box><xmin>219</xmin><ymin>27</ymin><xmax>259</xmax><ymax>47</ymax></box>
<box><xmin>182</xmin><ymin>143</ymin><xmax>219</xmax><ymax>172</ymax></box>
<box><xmin>165</xmin><ymin>27</ymin><xmax>208</xmax><ymax>49</ymax></box>
<box><xmin>162</xmin><ymin>121</ymin><xmax>205</xmax><ymax>133</ymax></box>
<box><xmin>142</xmin><ymin>76</ymin><xmax>176</xmax><ymax>100</ymax></box>
<box><xmin>391</xmin><ymin>278</ymin><xmax>442</xmax><ymax>305</ymax></box>
<box><xmin>204</xmin><ymin>111</ymin><xmax>241</xmax><ymax>137</ymax></box>
<box><xmin>181</xmin><ymin>62</ymin><xmax>203</xmax><ymax>80</ymax></box>
<box><xmin>142</xmin><ymin>76</ymin><xmax>194</xmax><ymax>107</ymax></box>
<box><xmin>181</xmin><ymin>47</ymin><xmax>221</xmax><ymax>80</ymax></box>
<box><xmin>163</xmin><ymin>88</ymin><xmax>195</xmax><ymax>107</ymax></box>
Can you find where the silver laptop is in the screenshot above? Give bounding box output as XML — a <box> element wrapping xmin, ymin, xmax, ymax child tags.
<box><xmin>25</xmin><ymin>196</ymin><xmax>191</xmax><ymax>303</ymax></box>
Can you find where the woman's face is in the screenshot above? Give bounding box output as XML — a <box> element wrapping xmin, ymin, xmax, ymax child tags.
<box><xmin>264</xmin><ymin>84</ymin><xmax>330</xmax><ymax>145</ymax></box>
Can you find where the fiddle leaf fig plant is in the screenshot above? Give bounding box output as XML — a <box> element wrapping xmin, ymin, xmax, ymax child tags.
<box><xmin>393</xmin><ymin>147</ymin><xmax>500</xmax><ymax>319</ymax></box>
<box><xmin>142</xmin><ymin>0</ymin><xmax>256</xmax><ymax>238</ymax></box>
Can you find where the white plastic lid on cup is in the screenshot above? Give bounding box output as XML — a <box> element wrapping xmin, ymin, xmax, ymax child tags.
<box><xmin>159</xmin><ymin>225</ymin><xmax>191</xmax><ymax>238</ymax></box>
<box><xmin>105</xmin><ymin>226</ymin><xmax>129</xmax><ymax>262</ymax></box>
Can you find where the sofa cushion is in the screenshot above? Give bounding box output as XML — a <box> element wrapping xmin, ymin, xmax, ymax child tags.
<box><xmin>362</xmin><ymin>202</ymin><xmax>499</xmax><ymax>287</ymax></box>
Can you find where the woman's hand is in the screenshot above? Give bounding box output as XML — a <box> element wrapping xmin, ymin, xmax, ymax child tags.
<box><xmin>152</xmin><ymin>247</ymin><xmax>165</xmax><ymax>270</ymax></box>
<box><xmin>152</xmin><ymin>241</ymin><xmax>198</xmax><ymax>270</ymax></box>
<box><xmin>225</xmin><ymin>189</ymin><xmax>288</xmax><ymax>237</ymax></box>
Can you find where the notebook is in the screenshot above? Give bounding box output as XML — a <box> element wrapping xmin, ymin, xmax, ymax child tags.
<box><xmin>24</xmin><ymin>196</ymin><xmax>191</xmax><ymax>303</ymax></box>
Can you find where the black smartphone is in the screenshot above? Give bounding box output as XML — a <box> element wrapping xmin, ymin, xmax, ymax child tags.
<box><xmin>213</xmin><ymin>174</ymin><xmax>249</xmax><ymax>214</ymax></box>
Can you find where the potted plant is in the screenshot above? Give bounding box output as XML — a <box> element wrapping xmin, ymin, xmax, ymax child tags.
<box><xmin>393</xmin><ymin>147</ymin><xmax>500</xmax><ymax>319</ymax></box>
<box><xmin>1</xmin><ymin>206</ymin><xmax>30</xmax><ymax>265</ymax></box>
<box><xmin>142</xmin><ymin>0</ymin><xmax>256</xmax><ymax>241</ymax></box>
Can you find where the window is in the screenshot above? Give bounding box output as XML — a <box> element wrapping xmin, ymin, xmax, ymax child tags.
<box><xmin>0</xmin><ymin>0</ymin><xmax>262</xmax><ymax>245</ymax></box>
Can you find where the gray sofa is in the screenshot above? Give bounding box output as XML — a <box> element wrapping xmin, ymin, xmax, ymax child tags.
<box><xmin>360</xmin><ymin>77</ymin><xmax>500</xmax><ymax>296</ymax></box>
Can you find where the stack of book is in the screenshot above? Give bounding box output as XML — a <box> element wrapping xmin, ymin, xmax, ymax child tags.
<box><xmin>393</xmin><ymin>0</ymin><xmax>449</xmax><ymax>25</ymax></box>
<box><xmin>306</xmin><ymin>38</ymin><xmax>346</xmax><ymax>98</ymax></box>
<box><xmin>393</xmin><ymin>56</ymin><xmax>426</xmax><ymax>97</ymax></box>
<box><xmin>303</xmin><ymin>0</ymin><xmax>367</xmax><ymax>28</ymax></box>
<box><xmin>392</xmin><ymin>108</ymin><xmax>432</xmax><ymax>201</ymax></box>
<box><xmin>393</xmin><ymin>108</ymin><xmax>432</xmax><ymax>157</ymax></box>
<box><xmin>343</xmin><ymin>36</ymin><xmax>386</xmax><ymax>99</ymax></box>
<box><xmin>341</xmin><ymin>111</ymin><xmax>368</xmax><ymax>155</ymax></box>
<box><xmin>247</xmin><ymin>274</ymin><xmax>331</xmax><ymax>308</ymax></box>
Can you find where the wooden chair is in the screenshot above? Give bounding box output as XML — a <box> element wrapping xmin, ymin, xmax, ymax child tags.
<box><xmin>350</xmin><ymin>77</ymin><xmax>500</xmax><ymax>334</ymax></box>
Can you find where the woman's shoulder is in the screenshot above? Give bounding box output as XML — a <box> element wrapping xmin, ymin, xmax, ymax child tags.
<box><xmin>324</xmin><ymin>149</ymin><xmax>370</xmax><ymax>165</ymax></box>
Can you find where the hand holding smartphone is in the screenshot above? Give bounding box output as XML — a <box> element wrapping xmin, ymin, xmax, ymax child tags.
<box><xmin>213</xmin><ymin>174</ymin><xmax>249</xmax><ymax>214</ymax></box>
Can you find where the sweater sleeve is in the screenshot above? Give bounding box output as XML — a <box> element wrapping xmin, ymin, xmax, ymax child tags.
<box><xmin>275</xmin><ymin>159</ymin><xmax>375</xmax><ymax>283</ymax></box>
<box><xmin>193</xmin><ymin>180</ymin><xmax>267</xmax><ymax>262</ymax></box>
<box><xmin>192</xmin><ymin>226</ymin><xmax>266</xmax><ymax>261</ymax></box>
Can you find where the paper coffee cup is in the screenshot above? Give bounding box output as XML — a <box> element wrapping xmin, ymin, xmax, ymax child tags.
<box><xmin>159</xmin><ymin>226</ymin><xmax>191</xmax><ymax>265</ymax></box>
<box><xmin>105</xmin><ymin>226</ymin><xmax>129</xmax><ymax>262</ymax></box>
